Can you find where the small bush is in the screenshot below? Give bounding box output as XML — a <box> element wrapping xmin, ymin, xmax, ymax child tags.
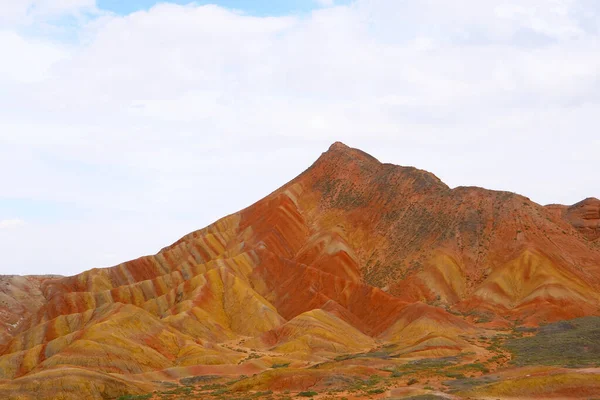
<box><xmin>366</xmin><ymin>374</ymin><xmax>382</xmax><ymax>386</ymax></box>
<box><xmin>297</xmin><ymin>391</ymin><xmax>318</xmax><ymax>397</ymax></box>
<box><xmin>444</xmin><ymin>372</ymin><xmax>466</xmax><ymax>379</ymax></box>
<box><xmin>391</xmin><ymin>370</ymin><xmax>406</xmax><ymax>378</ymax></box>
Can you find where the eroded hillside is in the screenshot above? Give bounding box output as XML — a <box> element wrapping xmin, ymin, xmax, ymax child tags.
<box><xmin>1</xmin><ymin>143</ymin><xmax>599</xmax><ymax>399</ymax></box>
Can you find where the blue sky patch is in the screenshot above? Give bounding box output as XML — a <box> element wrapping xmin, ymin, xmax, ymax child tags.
<box><xmin>96</xmin><ymin>0</ymin><xmax>340</xmax><ymax>17</ymax></box>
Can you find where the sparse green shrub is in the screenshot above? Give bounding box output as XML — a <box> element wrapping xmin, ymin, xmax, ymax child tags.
<box><xmin>506</xmin><ymin>317</ymin><xmax>600</xmax><ymax>367</ymax></box>
<box><xmin>116</xmin><ymin>395</ymin><xmax>151</xmax><ymax>400</ymax></box>
<box><xmin>297</xmin><ymin>391</ymin><xmax>318</xmax><ymax>397</ymax></box>
<box><xmin>444</xmin><ymin>372</ymin><xmax>466</xmax><ymax>379</ymax></box>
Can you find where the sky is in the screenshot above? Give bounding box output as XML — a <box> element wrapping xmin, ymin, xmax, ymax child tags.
<box><xmin>0</xmin><ymin>0</ymin><xmax>599</xmax><ymax>276</ymax></box>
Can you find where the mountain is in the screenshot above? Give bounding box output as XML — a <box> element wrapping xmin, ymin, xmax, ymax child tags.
<box><xmin>1</xmin><ymin>142</ymin><xmax>599</xmax><ymax>400</ymax></box>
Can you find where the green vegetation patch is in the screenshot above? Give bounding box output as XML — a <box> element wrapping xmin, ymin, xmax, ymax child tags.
<box><xmin>445</xmin><ymin>362</ymin><xmax>489</xmax><ymax>376</ymax></box>
<box><xmin>159</xmin><ymin>386</ymin><xmax>193</xmax><ymax>395</ymax></box>
<box><xmin>345</xmin><ymin>374</ymin><xmax>384</xmax><ymax>392</ymax></box>
<box><xmin>506</xmin><ymin>317</ymin><xmax>600</xmax><ymax>367</ymax></box>
<box><xmin>116</xmin><ymin>395</ymin><xmax>151</xmax><ymax>400</ymax></box>
<box><xmin>334</xmin><ymin>348</ymin><xmax>394</xmax><ymax>362</ymax></box>
<box><xmin>179</xmin><ymin>375</ymin><xmax>220</xmax><ymax>386</ymax></box>
<box><xmin>297</xmin><ymin>391</ymin><xmax>318</xmax><ymax>397</ymax></box>
<box><xmin>378</xmin><ymin>356</ymin><xmax>465</xmax><ymax>382</ymax></box>
<box><xmin>387</xmin><ymin>356</ymin><xmax>459</xmax><ymax>376</ymax></box>
<box><xmin>443</xmin><ymin>374</ymin><xmax>499</xmax><ymax>391</ymax></box>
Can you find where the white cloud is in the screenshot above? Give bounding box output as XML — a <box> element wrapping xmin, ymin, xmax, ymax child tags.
<box><xmin>0</xmin><ymin>32</ymin><xmax>69</xmax><ymax>83</ymax></box>
<box><xmin>0</xmin><ymin>219</ymin><xmax>25</xmax><ymax>229</ymax></box>
<box><xmin>0</xmin><ymin>0</ymin><xmax>598</xmax><ymax>275</ymax></box>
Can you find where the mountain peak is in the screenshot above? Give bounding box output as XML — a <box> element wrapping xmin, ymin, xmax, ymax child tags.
<box><xmin>328</xmin><ymin>141</ymin><xmax>350</xmax><ymax>152</ymax></box>
<box><xmin>320</xmin><ymin>141</ymin><xmax>381</xmax><ymax>166</ymax></box>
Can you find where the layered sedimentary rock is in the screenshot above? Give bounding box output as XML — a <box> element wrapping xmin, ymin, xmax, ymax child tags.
<box><xmin>0</xmin><ymin>142</ymin><xmax>598</xmax><ymax>399</ymax></box>
<box><xmin>547</xmin><ymin>197</ymin><xmax>600</xmax><ymax>241</ymax></box>
<box><xmin>0</xmin><ymin>276</ymin><xmax>56</xmax><ymax>346</ymax></box>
